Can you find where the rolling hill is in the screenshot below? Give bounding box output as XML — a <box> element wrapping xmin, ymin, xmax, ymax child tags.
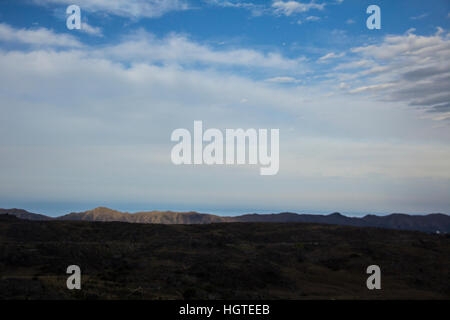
<box><xmin>0</xmin><ymin>208</ymin><xmax>52</xmax><ymax>221</ymax></box>
<box><xmin>0</xmin><ymin>214</ymin><xmax>449</xmax><ymax>299</ymax></box>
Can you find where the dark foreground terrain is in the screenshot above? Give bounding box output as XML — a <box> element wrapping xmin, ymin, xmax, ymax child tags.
<box><xmin>0</xmin><ymin>214</ymin><xmax>449</xmax><ymax>299</ymax></box>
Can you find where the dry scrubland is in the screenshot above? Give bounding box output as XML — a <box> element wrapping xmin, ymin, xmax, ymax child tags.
<box><xmin>0</xmin><ymin>215</ymin><xmax>449</xmax><ymax>299</ymax></box>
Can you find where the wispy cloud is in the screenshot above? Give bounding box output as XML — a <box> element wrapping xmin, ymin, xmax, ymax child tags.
<box><xmin>33</xmin><ymin>0</ymin><xmax>190</xmax><ymax>18</ymax></box>
<box><xmin>1</xmin><ymin>20</ymin><xmax>450</xmax><ymax>212</ymax></box>
<box><xmin>319</xmin><ymin>52</ymin><xmax>344</xmax><ymax>61</ymax></box>
<box><xmin>342</xmin><ymin>28</ymin><xmax>450</xmax><ymax>120</ymax></box>
<box><xmin>81</xmin><ymin>22</ymin><xmax>102</xmax><ymax>37</ymax></box>
<box><xmin>410</xmin><ymin>13</ymin><xmax>428</xmax><ymax>20</ymax></box>
<box><xmin>0</xmin><ymin>22</ymin><xmax>82</xmax><ymax>47</ymax></box>
<box><xmin>205</xmin><ymin>0</ymin><xmax>266</xmax><ymax>15</ymax></box>
<box><xmin>96</xmin><ymin>30</ymin><xmax>308</xmax><ymax>71</ymax></box>
<box><xmin>265</xmin><ymin>76</ymin><xmax>301</xmax><ymax>83</ymax></box>
<box><xmin>305</xmin><ymin>15</ymin><xmax>320</xmax><ymax>21</ymax></box>
<box><xmin>272</xmin><ymin>1</ymin><xmax>325</xmax><ymax>16</ymax></box>
<box><xmin>208</xmin><ymin>0</ymin><xmax>327</xmax><ymax>18</ymax></box>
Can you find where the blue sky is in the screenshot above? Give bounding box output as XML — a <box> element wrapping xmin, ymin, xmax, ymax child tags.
<box><xmin>2</xmin><ymin>1</ymin><xmax>448</xmax><ymax>52</ymax></box>
<box><xmin>0</xmin><ymin>0</ymin><xmax>449</xmax><ymax>216</ymax></box>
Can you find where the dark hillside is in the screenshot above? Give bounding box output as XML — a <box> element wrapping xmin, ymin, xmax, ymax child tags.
<box><xmin>0</xmin><ymin>217</ymin><xmax>449</xmax><ymax>299</ymax></box>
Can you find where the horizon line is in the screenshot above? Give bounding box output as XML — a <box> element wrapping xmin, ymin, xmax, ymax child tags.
<box><xmin>1</xmin><ymin>205</ymin><xmax>448</xmax><ymax>218</ymax></box>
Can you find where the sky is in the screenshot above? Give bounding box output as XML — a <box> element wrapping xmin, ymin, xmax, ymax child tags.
<box><xmin>0</xmin><ymin>0</ymin><xmax>449</xmax><ymax>216</ymax></box>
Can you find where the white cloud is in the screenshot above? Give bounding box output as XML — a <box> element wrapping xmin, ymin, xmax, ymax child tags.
<box><xmin>96</xmin><ymin>30</ymin><xmax>308</xmax><ymax>71</ymax></box>
<box><xmin>349</xmin><ymin>83</ymin><xmax>395</xmax><ymax>94</ymax></box>
<box><xmin>344</xmin><ymin>30</ymin><xmax>450</xmax><ymax>118</ymax></box>
<box><xmin>350</xmin><ymin>30</ymin><xmax>449</xmax><ymax>60</ymax></box>
<box><xmin>0</xmin><ymin>24</ymin><xmax>450</xmax><ymax>212</ymax></box>
<box><xmin>305</xmin><ymin>15</ymin><xmax>320</xmax><ymax>21</ymax></box>
<box><xmin>272</xmin><ymin>1</ymin><xmax>325</xmax><ymax>16</ymax></box>
<box><xmin>410</xmin><ymin>13</ymin><xmax>428</xmax><ymax>20</ymax></box>
<box><xmin>318</xmin><ymin>52</ymin><xmax>344</xmax><ymax>61</ymax></box>
<box><xmin>81</xmin><ymin>22</ymin><xmax>102</xmax><ymax>37</ymax></box>
<box><xmin>0</xmin><ymin>23</ymin><xmax>82</xmax><ymax>47</ymax></box>
<box><xmin>206</xmin><ymin>0</ymin><xmax>266</xmax><ymax>15</ymax></box>
<box><xmin>339</xmin><ymin>82</ymin><xmax>349</xmax><ymax>89</ymax></box>
<box><xmin>265</xmin><ymin>76</ymin><xmax>300</xmax><ymax>83</ymax></box>
<box><xmin>33</xmin><ymin>0</ymin><xmax>189</xmax><ymax>18</ymax></box>
<box><xmin>283</xmin><ymin>137</ymin><xmax>450</xmax><ymax>180</ymax></box>
<box><xmin>209</xmin><ymin>0</ymin><xmax>327</xmax><ymax>18</ymax></box>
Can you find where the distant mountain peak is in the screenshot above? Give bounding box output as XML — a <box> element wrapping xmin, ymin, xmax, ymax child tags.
<box><xmin>1</xmin><ymin>207</ymin><xmax>448</xmax><ymax>233</ymax></box>
<box><xmin>328</xmin><ymin>212</ymin><xmax>344</xmax><ymax>217</ymax></box>
<box><xmin>90</xmin><ymin>206</ymin><xmax>118</xmax><ymax>212</ymax></box>
<box><xmin>0</xmin><ymin>208</ymin><xmax>52</xmax><ymax>221</ymax></box>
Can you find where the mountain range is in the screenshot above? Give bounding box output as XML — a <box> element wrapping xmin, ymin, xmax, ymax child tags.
<box><xmin>1</xmin><ymin>207</ymin><xmax>449</xmax><ymax>233</ymax></box>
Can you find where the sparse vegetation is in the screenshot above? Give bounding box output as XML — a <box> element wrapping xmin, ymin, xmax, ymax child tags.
<box><xmin>0</xmin><ymin>215</ymin><xmax>449</xmax><ymax>299</ymax></box>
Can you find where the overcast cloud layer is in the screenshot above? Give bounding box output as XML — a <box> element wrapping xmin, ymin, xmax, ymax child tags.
<box><xmin>0</xmin><ymin>1</ymin><xmax>449</xmax><ymax>215</ymax></box>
